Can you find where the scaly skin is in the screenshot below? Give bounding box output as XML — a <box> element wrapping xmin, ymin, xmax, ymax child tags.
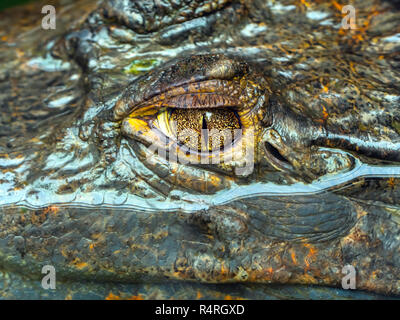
<box><xmin>0</xmin><ymin>0</ymin><xmax>399</xmax><ymax>299</ymax></box>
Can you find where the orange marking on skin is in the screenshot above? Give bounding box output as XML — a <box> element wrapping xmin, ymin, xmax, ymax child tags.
<box><xmin>105</xmin><ymin>292</ymin><xmax>121</xmax><ymax>300</ymax></box>
<box><xmin>349</xmin><ymin>61</ymin><xmax>356</xmax><ymax>74</ymax></box>
<box><xmin>291</xmin><ymin>250</ymin><xmax>298</xmax><ymax>265</ymax></box>
<box><xmin>128</xmin><ymin>295</ymin><xmax>144</xmax><ymax>300</ymax></box>
<box><xmin>221</xmin><ymin>262</ymin><xmax>229</xmax><ymax>277</ymax></box>
<box><xmin>305</xmin><ymin>244</ymin><xmax>317</xmax><ymax>258</ymax></box>
<box><xmin>276</xmin><ymin>44</ymin><xmax>290</xmax><ymax>55</ymax></box>
<box><xmin>43</xmin><ymin>205</ymin><xmax>59</xmax><ymax>215</ymax></box>
<box><xmin>223</xmin><ymin>295</ymin><xmax>245</xmax><ymax>300</ymax></box>
<box><xmin>303</xmin><ymin>243</ymin><xmax>318</xmax><ymax>270</ymax></box>
<box><xmin>322</xmin><ymin>106</ymin><xmax>329</xmax><ymax>120</ymax></box>
<box><xmin>355</xmin><ymin>34</ymin><xmax>363</xmax><ymax>42</ymax></box>
<box><xmin>196</xmin><ymin>291</ymin><xmax>203</xmax><ymax>299</ymax></box>
<box><xmin>105</xmin><ymin>292</ymin><xmax>144</xmax><ymax>300</ymax></box>
<box><xmin>388</xmin><ymin>177</ymin><xmax>396</xmax><ymax>188</ymax></box>
<box><xmin>349</xmin><ymin>6</ymin><xmax>379</xmax><ymax>43</ymax></box>
<box><xmin>332</xmin><ymin>1</ymin><xmax>343</xmax><ymax>11</ymax></box>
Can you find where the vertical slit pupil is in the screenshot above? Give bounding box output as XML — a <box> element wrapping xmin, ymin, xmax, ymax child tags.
<box><xmin>202</xmin><ymin>114</ymin><xmax>208</xmax><ymax>148</ymax></box>
<box><xmin>202</xmin><ymin>114</ymin><xmax>208</xmax><ymax>130</ymax></box>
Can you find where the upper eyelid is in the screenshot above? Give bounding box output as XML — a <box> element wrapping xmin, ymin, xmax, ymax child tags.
<box><xmin>159</xmin><ymin>94</ymin><xmax>239</xmax><ymax>110</ymax></box>
<box><xmin>114</xmin><ymin>78</ymin><xmax>238</xmax><ymax>120</ymax></box>
<box><xmin>114</xmin><ymin>54</ymin><xmax>267</xmax><ymax>124</ymax></box>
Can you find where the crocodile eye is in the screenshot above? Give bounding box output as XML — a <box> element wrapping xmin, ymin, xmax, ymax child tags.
<box><xmin>153</xmin><ymin>108</ymin><xmax>241</xmax><ymax>152</ymax></box>
<box><xmin>116</xmin><ymin>54</ymin><xmax>271</xmax><ymax>189</ymax></box>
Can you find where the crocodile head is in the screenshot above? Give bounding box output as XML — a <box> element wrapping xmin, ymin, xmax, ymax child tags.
<box><xmin>0</xmin><ymin>0</ymin><xmax>399</xmax><ymax>299</ymax></box>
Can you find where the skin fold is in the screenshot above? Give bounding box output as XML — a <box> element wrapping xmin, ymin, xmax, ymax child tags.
<box><xmin>0</xmin><ymin>0</ymin><xmax>399</xmax><ymax>299</ymax></box>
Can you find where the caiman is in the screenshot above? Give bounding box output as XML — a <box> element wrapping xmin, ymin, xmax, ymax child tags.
<box><xmin>0</xmin><ymin>0</ymin><xmax>399</xmax><ymax>299</ymax></box>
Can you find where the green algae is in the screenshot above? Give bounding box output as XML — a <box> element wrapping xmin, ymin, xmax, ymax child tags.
<box><xmin>124</xmin><ymin>59</ymin><xmax>159</xmax><ymax>75</ymax></box>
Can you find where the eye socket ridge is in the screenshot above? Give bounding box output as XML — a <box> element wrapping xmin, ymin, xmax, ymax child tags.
<box><xmin>158</xmin><ymin>93</ymin><xmax>240</xmax><ymax>110</ymax></box>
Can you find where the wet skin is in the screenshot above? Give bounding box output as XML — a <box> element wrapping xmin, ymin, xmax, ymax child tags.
<box><xmin>0</xmin><ymin>0</ymin><xmax>399</xmax><ymax>299</ymax></box>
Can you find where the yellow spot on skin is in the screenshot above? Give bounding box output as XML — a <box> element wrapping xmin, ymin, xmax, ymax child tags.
<box><xmin>125</xmin><ymin>59</ymin><xmax>159</xmax><ymax>75</ymax></box>
<box><xmin>299</xmin><ymin>273</ymin><xmax>318</xmax><ymax>284</ymax></box>
<box><xmin>130</xmin><ymin>105</ymin><xmax>158</xmax><ymax>117</ymax></box>
<box><xmin>196</xmin><ymin>291</ymin><xmax>203</xmax><ymax>299</ymax></box>
<box><xmin>91</xmin><ymin>233</ymin><xmax>102</xmax><ymax>240</ymax></box>
<box><xmin>127</xmin><ymin>118</ymin><xmax>149</xmax><ymax>134</ymax></box>
<box><xmin>349</xmin><ymin>61</ymin><xmax>356</xmax><ymax>74</ymax></box>
<box><xmin>299</xmin><ymin>0</ymin><xmax>311</xmax><ymax>8</ymax></box>
<box><xmin>29</xmin><ymin>137</ymin><xmax>40</xmax><ymax>143</ymax></box>
<box><xmin>72</xmin><ymin>258</ymin><xmax>88</xmax><ymax>270</ymax></box>
<box><xmin>75</xmin><ymin>262</ymin><xmax>88</xmax><ymax>269</ymax></box>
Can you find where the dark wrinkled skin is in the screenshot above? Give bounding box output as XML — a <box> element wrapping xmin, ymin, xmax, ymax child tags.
<box><xmin>0</xmin><ymin>0</ymin><xmax>399</xmax><ymax>299</ymax></box>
